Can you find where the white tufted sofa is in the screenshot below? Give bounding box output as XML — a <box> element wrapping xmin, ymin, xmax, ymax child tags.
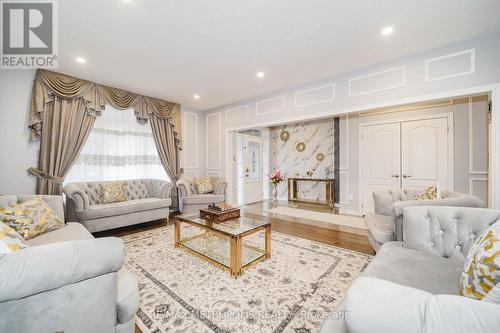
<box><xmin>63</xmin><ymin>179</ymin><xmax>173</xmax><ymax>232</ymax></box>
<box><xmin>321</xmin><ymin>206</ymin><xmax>500</xmax><ymax>333</ymax></box>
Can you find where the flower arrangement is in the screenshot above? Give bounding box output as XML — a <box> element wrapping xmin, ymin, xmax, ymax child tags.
<box><xmin>270</xmin><ymin>170</ymin><xmax>285</xmax><ymax>184</ymax></box>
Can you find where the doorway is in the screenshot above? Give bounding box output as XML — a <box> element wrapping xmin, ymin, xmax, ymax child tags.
<box><xmin>236</xmin><ymin>132</ymin><xmax>265</xmax><ymax>205</ymax></box>
<box><xmin>360</xmin><ymin>114</ymin><xmax>453</xmax><ymax>213</ymax></box>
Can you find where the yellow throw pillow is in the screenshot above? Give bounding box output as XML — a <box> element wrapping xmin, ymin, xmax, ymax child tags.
<box><xmin>460</xmin><ymin>222</ymin><xmax>500</xmax><ymax>302</ymax></box>
<box><xmin>414</xmin><ymin>186</ymin><xmax>438</xmax><ymax>200</ymax></box>
<box><xmin>0</xmin><ymin>221</ymin><xmax>28</xmax><ymax>254</ymax></box>
<box><xmin>100</xmin><ymin>182</ymin><xmax>128</xmax><ymax>204</ymax></box>
<box><xmin>193</xmin><ymin>176</ymin><xmax>214</xmax><ymax>194</ymax></box>
<box><xmin>0</xmin><ymin>198</ymin><xmax>64</xmax><ymax>240</ymax></box>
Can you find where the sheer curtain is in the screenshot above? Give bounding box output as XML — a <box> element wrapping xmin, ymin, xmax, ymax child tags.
<box><xmin>65</xmin><ymin>105</ymin><xmax>170</xmax><ymax>183</ymax></box>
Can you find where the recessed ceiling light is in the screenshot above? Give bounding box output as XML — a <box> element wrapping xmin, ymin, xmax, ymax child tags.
<box><xmin>76</xmin><ymin>57</ymin><xmax>86</xmax><ymax>64</ymax></box>
<box><xmin>381</xmin><ymin>26</ymin><xmax>394</xmax><ymax>36</ymax></box>
<box><xmin>193</xmin><ymin>94</ymin><xmax>200</xmax><ymax>99</ymax></box>
<box><xmin>256</xmin><ymin>71</ymin><xmax>265</xmax><ymax>78</ymax></box>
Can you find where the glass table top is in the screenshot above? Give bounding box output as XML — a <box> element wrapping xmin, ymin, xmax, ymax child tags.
<box><xmin>177</xmin><ymin>212</ymin><xmax>270</xmax><ymax>237</ymax></box>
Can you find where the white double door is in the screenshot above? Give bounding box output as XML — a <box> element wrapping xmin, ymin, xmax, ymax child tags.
<box><xmin>361</xmin><ymin>116</ymin><xmax>452</xmax><ymax>213</ymax></box>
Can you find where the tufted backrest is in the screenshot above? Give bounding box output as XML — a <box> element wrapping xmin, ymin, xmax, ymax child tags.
<box><xmin>68</xmin><ymin>179</ymin><xmax>154</xmax><ymax>205</ymax></box>
<box><xmin>403</xmin><ymin>206</ymin><xmax>500</xmax><ymax>262</ymax></box>
<box><xmin>373</xmin><ymin>188</ymin><xmax>421</xmax><ymax>215</ymax></box>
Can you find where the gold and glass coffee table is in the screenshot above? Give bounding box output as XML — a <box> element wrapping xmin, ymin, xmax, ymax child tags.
<box><xmin>175</xmin><ymin>213</ymin><xmax>271</xmax><ymax>278</ymax></box>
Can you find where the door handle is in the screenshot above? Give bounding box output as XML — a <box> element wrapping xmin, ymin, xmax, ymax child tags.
<box><xmin>403</xmin><ymin>174</ymin><xmax>412</xmax><ymax>178</ymax></box>
<box><xmin>390</xmin><ymin>174</ymin><xmax>399</xmax><ymax>178</ymax></box>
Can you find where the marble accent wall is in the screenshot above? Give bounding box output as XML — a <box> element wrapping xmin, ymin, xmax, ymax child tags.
<box><xmin>270</xmin><ymin>119</ymin><xmax>334</xmax><ymax>200</ymax></box>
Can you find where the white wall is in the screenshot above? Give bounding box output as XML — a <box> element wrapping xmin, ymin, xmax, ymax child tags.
<box><xmin>0</xmin><ymin>70</ymin><xmax>38</xmax><ymax>194</ymax></box>
<box><xmin>203</xmin><ymin>32</ymin><xmax>500</xmax><ymax>205</ymax></box>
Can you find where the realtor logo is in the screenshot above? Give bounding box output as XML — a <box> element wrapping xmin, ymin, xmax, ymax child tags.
<box><xmin>1</xmin><ymin>1</ymin><xmax>58</xmax><ymax>68</ymax></box>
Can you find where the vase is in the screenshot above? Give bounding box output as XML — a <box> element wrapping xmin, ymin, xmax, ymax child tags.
<box><xmin>272</xmin><ymin>184</ymin><xmax>278</xmax><ymax>202</ymax></box>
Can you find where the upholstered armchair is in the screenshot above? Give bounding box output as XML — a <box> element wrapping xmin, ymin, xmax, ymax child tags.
<box><xmin>365</xmin><ymin>189</ymin><xmax>484</xmax><ymax>251</ymax></box>
<box><xmin>176</xmin><ymin>176</ymin><xmax>227</xmax><ymax>213</ymax></box>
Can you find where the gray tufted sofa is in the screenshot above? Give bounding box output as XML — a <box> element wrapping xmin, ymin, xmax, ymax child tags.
<box><xmin>176</xmin><ymin>176</ymin><xmax>227</xmax><ymax>213</ymax></box>
<box><xmin>321</xmin><ymin>206</ymin><xmax>500</xmax><ymax>333</ymax></box>
<box><xmin>63</xmin><ymin>178</ymin><xmax>173</xmax><ymax>232</ymax></box>
<box><xmin>366</xmin><ymin>188</ymin><xmax>484</xmax><ymax>251</ymax></box>
<box><xmin>0</xmin><ymin>195</ymin><xmax>139</xmax><ymax>333</ymax></box>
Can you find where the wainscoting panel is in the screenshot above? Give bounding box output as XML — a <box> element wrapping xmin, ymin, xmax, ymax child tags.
<box><xmin>182</xmin><ymin>112</ymin><xmax>198</xmax><ymax>169</ymax></box>
<box><xmin>469</xmin><ymin>177</ymin><xmax>488</xmax><ymax>205</ymax></box>
<box><xmin>226</xmin><ymin>105</ymin><xmax>249</xmax><ymax>122</ymax></box>
<box><xmin>206</xmin><ymin>112</ymin><xmax>221</xmax><ymax>169</ymax></box>
<box><xmin>295</xmin><ymin>83</ymin><xmax>335</xmax><ymax>107</ymax></box>
<box><xmin>425</xmin><ymin>49</ymin><xmax>475</xmax><ymax>82</ymax></box>
<box><xmin>256</xmin><ymin>96</ymin><xmax>286</xmax><ymax>115</ymax></box>
<box><xmin>349</xmin><ymin>66</ymin><xmax>406</xmax><ymax>96</ymax></box>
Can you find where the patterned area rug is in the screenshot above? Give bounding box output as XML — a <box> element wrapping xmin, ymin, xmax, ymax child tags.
<box><xmin>121</xmin><ymin>225</ymin><xmax>371</xmax><ymax>333</ymax></box>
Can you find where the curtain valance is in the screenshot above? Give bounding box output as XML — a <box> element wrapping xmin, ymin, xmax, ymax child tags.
<box><xmin>29</xmin><ymin>69</ymin><xmax>181</xmax><ymax>145</ymax></box>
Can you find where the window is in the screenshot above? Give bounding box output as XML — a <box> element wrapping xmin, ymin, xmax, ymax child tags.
<box><xmin>65</xmin><ymin>105</ymin><xmax>169</xmax><ymax>183</ymax></box>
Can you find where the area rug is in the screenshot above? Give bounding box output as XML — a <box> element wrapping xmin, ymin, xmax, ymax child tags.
<box><xmin>121</xmin><ymin>225</ymin><xmax>371</xmax><ymax>333</ymax></box>
<box><xmin>266</xmin><ymin>206</ymin><xmax>367</xmax><ymax>230</ymax></box>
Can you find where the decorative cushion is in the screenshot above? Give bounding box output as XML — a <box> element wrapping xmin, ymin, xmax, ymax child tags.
<box><xmin>193</xmin><ymin>176</ymin><xmax>214</xmax><ymax>194</ymax></box>
<box><xmin>0</xmin><ymin>221</ymin><xmax>28</xmax><ymax>254</ymax></box>
<box><xmin>0</xmin><ymin>197</ymin><xmax>64</xmax><ymax>240</ymax></box>
<box><xmin>460</xmin><ymin>222</ymin><xmax>500</xmax><ymax>303</ymax></box>
<box><xmin>100</xmin><ymin>182</ymin><xmax>128</xmax><ymax>204</ymax></box>
<box><xmin>414</xmin><ymin>186</ymin><xmax>438</xmax><ymax>200</ymax></box>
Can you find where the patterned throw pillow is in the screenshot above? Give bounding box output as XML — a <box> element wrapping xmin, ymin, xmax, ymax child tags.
<box><xmin>414</xmin><ymin>186</ymin><xmax>438</xmax><ymax>200</ymax></box>
<box><xmin>0</xmin><ymin>221</ymin><xmax>28</xmax><ymax>254</ymax></box>
<box><xmin>460</xmin><ymin>222</ymin><xmax>500</xmax><ymax>303</ymax></box>
<box><xmin>193</xmin><ymin>176</ymin><xmax>214</xmax><ymax>194</ymax></box>
<box><xmin>100</xmin><ymin>182</ymin><xmax>128</xmax><ymax>204</ymax></box>
<box><xmin>0</xmin><ymin>198</ymin><xmax>64</xmax><ymax>240</ymax></box>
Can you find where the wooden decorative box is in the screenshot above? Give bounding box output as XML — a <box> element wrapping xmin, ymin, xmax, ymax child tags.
<box><xmin>199</xmin><ymin>208</ymin><xmax>241</xmax><ymax>222</ymax></box>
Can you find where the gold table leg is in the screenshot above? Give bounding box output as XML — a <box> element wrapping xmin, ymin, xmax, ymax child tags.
<box><xmin>174</xmin><ymin>219</ymin><xmax>180</xmax><ymax>248</ymax></box>
<box><xmin>230</xmin><ymin>236</ymin><xmax>243</xmax><ymax>278</ymax></box>
<box><xmin>265</xmin><ymin>226</ymin><xmax>271</xmax><ymax>259</ymax></box>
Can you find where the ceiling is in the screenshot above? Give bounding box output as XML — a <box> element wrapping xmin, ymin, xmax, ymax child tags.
<box><xmin>58</xmin><ymin>0</ymin><xmax>500</xmax><ymax>110</ymax></box>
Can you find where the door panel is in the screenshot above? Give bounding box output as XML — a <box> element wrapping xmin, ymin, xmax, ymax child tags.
<box><xmin>401</xmin><ymin>118</ymin><xmax>449</xmax><ymax>191</ymax></box>
<box><xmin>361</xmin><ymin>123</ymin><xmax>401</xmax><ymax>213</ymax></box>
<box><xmin>243</xmin><ymin>137</ymin><xmax>263</xmax><ymax>204</ymax></box>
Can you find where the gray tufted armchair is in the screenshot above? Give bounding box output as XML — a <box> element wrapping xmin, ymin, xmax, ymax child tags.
<box><xmin>63</xmin><ymin>179</ymin><xmax>173</xmax><ymax>232</ymax></box>
<box><xmin>365</xmin><ymin>188</ymin><xmax>484</xmax><ymax>251</ymax></box>
<box><xmin>176</xmin><ymin>176</ymin><xmax>227</xmax><ymax>213</ymax></box>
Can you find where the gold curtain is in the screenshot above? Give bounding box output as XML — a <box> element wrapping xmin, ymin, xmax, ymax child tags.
<box><xmin>29</xmin><ymin>69</ymin><xmax>182</xmax><ymax>195</ymax></box>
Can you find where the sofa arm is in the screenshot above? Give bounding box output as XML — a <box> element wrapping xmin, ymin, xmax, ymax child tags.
<box><xmin>176</xmin><ymin>179</ymin><xmax>190</xmax><ymax>198</ymax></box>
<box><xmin>149</xmin><ymin>179</ymin><xmax>173</xmax><ymax>199</ymax></box>
<box><xmin>63</xmin><ymin>183</ymin><xmax>90</xmax><ymax>211</ymax></box>
<box><xmin>345</xmin><ymin>277</ymin><xmax>500</xmax><ymax>333</ymax></box>
<box><xmin>0</xmin><ymin>237</ymin><xmax>124</xmax><ymax>302</ymax></box>
<box><xmin>213</xmin><ymin>179</ymin><xmax>227</xmax><ymax>198</ymax></box>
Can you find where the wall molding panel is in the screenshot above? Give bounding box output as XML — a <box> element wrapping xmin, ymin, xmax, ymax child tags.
<box><xmin>206</xmin><ymin>112</ymin><xmax>222</xmax><ymax>170</ymax></box>
<box><xmin>182</xmin><ymin>112</ymin><xmax>198</xmax><ymax>170</ymax></box>
<box><xmin>425</xmin><ymin>49</ymin><xmax>475</xmax><ymax>82</ymax></box>
<box><xmin>225</xmin><ymin>105</ymin><xmax>249</xmax><ymax>121</ymax></box>
<box><xmin>349</xmin><ymin>66</ymin><xmax>406</xmax><ymax>97</ymax></box>
<box><xmin>256</xmin><ymin>95</ymin><xmax>286</xmax><ymax>115</ymax></box>
<box><xmin>294</xmin><ymin>83</ymin><xmax>335</xmax><ymax>107</ymax></box>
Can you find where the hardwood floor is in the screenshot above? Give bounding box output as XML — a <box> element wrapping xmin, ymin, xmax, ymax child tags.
<box><xmin>96</xmin><ymin>200</ymin><xmax>374</xmax><ymax>333</ymax></box>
